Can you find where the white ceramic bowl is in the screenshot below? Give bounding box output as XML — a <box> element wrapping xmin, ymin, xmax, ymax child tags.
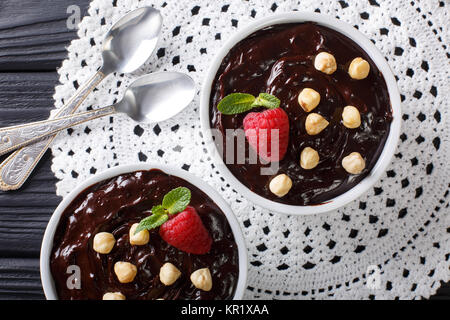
<box><xmin>200</xmin><ymin>12</ymin><xmax>401</xmax><ymax>215</ymax></box>
<box><xmin>40</xmin><ymin>163</ymin><xmax>248</xmax><ymax>300</ymax></box>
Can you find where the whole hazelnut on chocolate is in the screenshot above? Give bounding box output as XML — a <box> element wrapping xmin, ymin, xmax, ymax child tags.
<box><xmin>103</xmin><ymin>292</ymin><xmax>125</xmax><ymax>300</ymax></box>
<box><xmin>342</xmin><ymin>106</ymin><xmax>361</xmax><ymax>129</ymax></box>
<box><xmin>348</xmin><ymin>57</ymin><xmax>370</xmax><ymax>79</ymax></box>
<box><xmin>159</xmin><ymin>262</ymin><xmax>181</xmax><ymax>286</ymax></box>
<box><xmin>300</xmin><ymin>147</ymin><xmax>319</xmax><ymax>170</ymax></box>
<box><xmin>129</xmin><ymin>223</ymin><xmax>150</xmax><ymax>246</ymax></box>
<box><xmin>314</xmin><ymin>52</ymin><xmax>337</xmax><ymax>75</ymax></box>
<box><xmin>190</xmin><ymin>268</ymin><xmax>213</xmax><ymax>291</ymax></box>
<box><xmin>342</xmin><ymin>152</ymin><xmax>366</xmax><ymax>174</ymax></box>
<box><xmin>93</xmin><ymin>232</ymin><xmax>115</xmax><ymax>254</ymax></box>
<box><xmin>114</xmin><ymin>261</ymin><xmax>137</xmax><ymax>283</ymax></box>
<box><xmin>305</xmin><ymin>113</ymin><xmax>329</xmax><ymax>135</ymax></box>
<box><xmin>269</xmin><ymin>174</ymin><xmax>293</xmax><ymax>197</ymax></box>
<box><xmin>298</xmin><ymin>88</ymin><xmax>321</xmax><ymax>112</ymax></box>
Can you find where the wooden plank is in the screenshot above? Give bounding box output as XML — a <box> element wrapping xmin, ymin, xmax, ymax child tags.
<box><xmin>0</xmin><ymin>0</ymin><xmax>75</xmax><ymax>300</ymax></box>
<box><xmin>0</xmin><ymin>72</ymin><xmax>59</xmax><ymax>124</ymax></box>
<box><xmin>0</xmin><ymin>258</ymin><xmax>44</xmax><ymax>300</ymax></box>
<box><xmin>0</xmin><ymin>0</ymin><xmax>86</xmax><ymax>300</ymax></box>
<box><xmin>0</xmin><ymin>153</ymin><xmax>57</xmax><ymax>256</ymax></box>
<box><xmin>0</xmin><ymin>0</ymin><xmax>91</xmax><ymax>70</ymax></box>
<box><xmin>0</xmin><ymin>72</ymin><xmax>60</xmax><ymax>257</ymax></box>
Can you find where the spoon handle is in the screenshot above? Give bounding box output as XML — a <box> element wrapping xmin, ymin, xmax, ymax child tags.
<box><xmin>0</xmin><ymin>70</ymin><xmax>106</xmax><ymax>191</ymax></box>
<box><xmin>0</xmin><ymin>106</ymin><xmax>116</xmax><ymax>157</ymax></box>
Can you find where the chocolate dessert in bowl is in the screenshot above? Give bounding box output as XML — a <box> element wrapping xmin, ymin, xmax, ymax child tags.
<box><xmin>40</xmin><ymin>164</ymin><xmax>247</xmax><ymax>300</ymax></box>
<box><xmin>200</xmin><ymin>12</ymin><xmax>401</xmax><ymax>215</ymax></box>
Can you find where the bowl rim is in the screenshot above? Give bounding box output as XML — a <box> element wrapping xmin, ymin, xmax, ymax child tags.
<box><xmin>40</xmin><ymin>163</ymin><xmax>248</xmax><ymax>300</ymax></box>
<box><xmin>199</xmin><ymin>12</ymin><xmax>401</xmax><ymax>215</ymax></box>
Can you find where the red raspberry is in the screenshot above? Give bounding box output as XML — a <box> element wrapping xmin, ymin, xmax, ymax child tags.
<box><xmin>159</xmin><ymin>206</ymin><xmax>212</xmax><ymax>255</ymax></box>
<box><xmin>243</xmin><ymin>107</ymin><xmax>290</xmax><ymax>162</ymax></box>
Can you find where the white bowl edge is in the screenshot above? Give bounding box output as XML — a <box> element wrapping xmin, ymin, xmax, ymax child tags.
<box><xmin>200</xmin><ymin>12</ymin><xmax>401</xmax><ymax>216</ymax></box>
<box><xmin>40</xmin><ymin>163</ymin><xmax>248</xmax><ymax>300</ymax></box>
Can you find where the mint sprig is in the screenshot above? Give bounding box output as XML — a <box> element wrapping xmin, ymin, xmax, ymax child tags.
<box><xmin>217</xmin><ymin>92</ymin><xmax>280</xmax><ymax>115</ymax></box>
<box><xmin>134</xmin><ymin>213</ymin><xmax>169</xmax><ymax>234</ymax></box>
<box><xmin>216</xmin><ymin>93</ymin><xmax>256</xmax><ymax>115</ymax></box>
<box><xmin>134</xmin><ymin>187</ymin><xmax>191</xmax><ymax>235</ymax></box>
<box><xmin>162</xmin><ymin>187</ymin><xmax>192</xmax><ymax>214</ymax></box>
<box><xmin>252</xmin><ymin>93</ymin><xmax>280</xmax><ymax>109</ymax></box>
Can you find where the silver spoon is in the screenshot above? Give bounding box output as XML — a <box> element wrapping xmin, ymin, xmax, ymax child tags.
<box><xmin>0</xmin><ymin>72</ymin><xmax>195</xmax><ymax>156</ymax></box>
<box><xmin>0</xmin><ymin>7</ymin><xmax>162</xmax><ymax>190</ymax></box>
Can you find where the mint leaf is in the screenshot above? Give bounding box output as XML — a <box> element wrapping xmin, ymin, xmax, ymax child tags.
<box><xmin>217</xmin><ymin>92</ymin><xmax>281</xmax><ymax>115</ymax></box>
<box><xmin>135</xmin><ymin>213</ymin><xmax>168</xmax><ymax>234</ymax></box>
<box><xmin>217</xmin><ymin>93</ymin><xmax>256</xmax><ymax>115</ymax></box>
<box><xmin>252</xmin><ymin>93</ymin><xmax>280</xmax><ymax>109</ymax></box>
<box><xmin>162</xmin><ymin>187</ymin><xmax>191</xmax><ymax>214</ymax></box>
<box><xmin>151</xmin><ymin>205</ymin><xmax>165</xmax><ymax>216</ymax></box>
<box><xmin>134</xmin><ymin>187</ymin><xmax>192</xmax><ymax>235</ymax></box>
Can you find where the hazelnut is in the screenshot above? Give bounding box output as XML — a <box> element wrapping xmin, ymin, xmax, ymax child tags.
<box><xmin>342</xmin><ymin>152</ymin><xmax>366</xmax><ymax>174</ymax></box>
<box><xmin>93</xmin><ymin>232</ymin><xmax>115</xmax><ymax>254</ymax></box>
<box><xmin>300</xmin><ymin>147</ymin><xmax>320</xmax><ymax>170</ymax></box>
<box><xmin>129</xmin><ymin>223</ymin><xmax>150</xmax><ymax>246</ymax></box>
<box><xmin>298</xmin><ymin>88</ymin><xmax>321</xmax><ymax>112</ymax></box>
<box><xmin>348</xmin><ymin>57</ymin><xmax>370</xmax><ymax>79</ymax></box>
<box><xmin>159</xmin><ymin>262</ymin><xmax>181</xmax><ymax>286</ymax></box>
<box><xmin>269</xmin><ymin>174</ymin><xmax>293</xmax><ymax>197</ymax></box>
<box><xmin>190</xmin><ymin>268</ymin><xmax>213</xmax><ymax>291</ymax></box>
<box><xmin>102</xmin><ymin>292</ymin><xmax>125</xmax><ymax>300</ymax></box>
<box><xmin>342</xmin><ymin>106</ymin><xmax>361</xmax><ymax>129</ymax></box>
<box><xmin>114</xmin><ymin>261</ymin><xmax>137</xmax><ymax>283</ymax></box>
<box><xmin>305</xmin><ymin>113</ymin><xmax>329</xmax><ymax>135</ymax></box>
<box><xmin>314</xmin><ymin>52</ymin><xmax>337</xmax><ymax>74</ymax></box>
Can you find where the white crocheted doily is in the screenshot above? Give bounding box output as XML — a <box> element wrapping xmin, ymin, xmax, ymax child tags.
<box><xmin>50</xmin><ymin>0</ymin><xmax>449</xmax><ymax>299</ymax></box>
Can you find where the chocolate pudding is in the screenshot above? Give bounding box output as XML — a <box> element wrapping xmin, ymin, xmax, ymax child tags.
<box><xmin>50</xmin><ymin>170</ymin><xmax>239</xmax><ymax>300</ymax></box>
<box><xmin>210</xmin><ymin>23</ymin><xmax>393</xmax><ymax>205</ymax></box>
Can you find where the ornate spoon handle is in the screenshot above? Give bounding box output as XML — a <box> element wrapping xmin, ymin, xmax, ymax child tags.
<box><xmin>0</xmin><ymin>106</ymin><xmax>116</xmax><ymax>156</ymax></box>
<box><xmin>0</xmin><ymin>70</ymin><xmax>106</xmax><ymax>191</ymax></box>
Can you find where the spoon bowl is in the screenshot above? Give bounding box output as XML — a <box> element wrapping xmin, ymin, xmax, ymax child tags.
<box><xmin>102</xmin><ymin>7</ymin><xmax>163</xmax><ymax>74</ymax></box>
<box><xmin>116</xmin><ymin>72</ymin><xmax>196</xmax><ymax>123</ymax></box>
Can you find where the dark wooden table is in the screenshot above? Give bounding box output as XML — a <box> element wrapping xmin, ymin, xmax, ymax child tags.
<box><xmin>0</xmin><ymin>0</ymin><xmax>448</xmax><ymax>300</ymax></box>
